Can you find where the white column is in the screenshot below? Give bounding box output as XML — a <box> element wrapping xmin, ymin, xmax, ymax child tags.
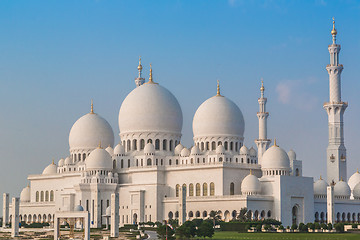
<box><xmin>11</xmin><ymin>197</ymin><xmax>19</xmax><ymax>237</ymax></box>
<box><xmin>2</xmin><ymin>193</ymin><xmax>9</xmax><ymax>227</ymax></box>
<box><xmin>178</xmin><ymin>186</ymin><xmax>186</xmax><ymax>225</ymax></box>
<box><xmin>84</xmin><ymin>212</ymin><xmax>90</xmax><ymax>240</ymax></box>
<box><xmin>327</xmin><ymin>185</ymin><xmax>335</xmax><ymax>224</ymax></box>
<box><xmin>110</xmin><ymin>193</ymin><xmax>119</xmax><ymax>237</ymax></box>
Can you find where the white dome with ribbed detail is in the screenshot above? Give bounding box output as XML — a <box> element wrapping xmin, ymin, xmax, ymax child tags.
<box><xmin>119</xmin><ymin>83</ymin><xmax>183</xmax><ymax>135</ymax></box>
<box><xmin>353</xmin><ymin>182</ymin><xmax>360</xmax><ymax>199</ymax></box>
<box><xmin>334</xmin><ymin>180</ymin><xmax>351</xmax><ymax>198</ymax></box>
<box><xmin>181</xmin><ymin>148</ymin><xmax>190</xmax><ymax>157</ymax></box>
<box><xmin>85</xmin><ymin>148</ymin><xmax>112</xmax><ymax>171</ymax></box>
<box><xmin>64</xmin><ymin>157</ymin><xmax>72</xmax><ymax>165</ymax></box>
<box><xmin>58</xmin><ymin>158</ymin><xmax>64</xmax><ymax>167</ymax></box>
<box><xmin>193</xmin><ymin>95</ymin><xmax>245</xmax><ymax>139</ymax></box>
<box><xmin>348</xmin><ymin>170</ymin><xmax>360</xmax><ymax>190</ymax></box>
<box><xmin>105</xmin><ymin>146</ymin><xmax>114</xmax><ymax>156</ymax></box>
<box><xmin>191</xmin><ymin>145</ymin><xmax>200</xmax><ymax>155</ymax></box>
<box><xmin>216</xmin><ymin>145</ymin><xmax>225</xmax><ymax>154</ymax></box>
<box><xmin>249</xmin><ymin>147</ymin><xmax>257</xmax><ymax>157</ymax></box>
<box><xmin>20</xmin><ymin>185</ymin><xmax>30</xmax><ymax>202</ymax></box>
<box><xmin>69</xmin><ymin>110</ymin><xmax>114</xmax><ymax>153</ymax></box>
<box><xmin>114</xmin><ymin>143</ymin><xmax>125</xmax><ymax>155</ymax></box>
<box><xmin>144</xmin><ymin>143</ymin><xmax>155</xmax><ymax>155</ymax></box>
<box><xmin>174</xmin><ymin>143</ymin><xmax>184</xmax><ymax>155</ymax></box>
<box><xmin>241</xmin><ymin>172</ymin><xmax>261</xmax><ymax>195</ymax></box>
<box><xmin>240</xmin><ymin>145</ymin><xmax>249</xmax><ymax>155</ymax></box>
<box><xmin>261</xmin><ymin>142</ymin><xmax>290</xmax><ymax>176</ymax></box>
<box><xmin>314</xmin><ymin>177</ymin><xmax>328</xmax><ymax>196</ymax></box>
<box><xmin>42</xmin><ymin>162</ymin><xmax>57</xmax><ymax>175</ymax></box>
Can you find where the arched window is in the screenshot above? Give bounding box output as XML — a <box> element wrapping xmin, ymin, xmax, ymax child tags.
<box><xmin>206</xmin><ymin>142</ymin><xmax>209</xmax><ymax>150</ymax></box>
<box><xmin>168</xmin><ymin>211</ymin><xmax>173</xmax><ymax>220</ymax></box>
<box><xmin>196</xmin><ymin>211</ymin><xmax>200</xmax><ymax>218</ymax></box>
<box><xmin>169</xmin><ymin>140</ymin><xmax>173</xmax><ymax>151</ymax></box>
<box><xmin>78</xmin><ymin>153</ymin><xmax>81</xmax><ymax>161</ymax></box>
<box><xmin>148</xmin><ymin>139</ymin><xmax>152</xmax><ymax>144</ymax></box>
<box><xmin>36</xmin><ymin>191</ymin><xmax>39</xmax><ymax>202</ymax></box>
<box><xmin>128</xmin><ymin>159</ymin><xmax>131</xmax><ymax>168</ymax></box>
<box><xmin>189</xmin><ymin>184</ymin><xmax>194</xmax><ymax>196</ymax></box>
<box><xmin>267</xmin><ymin>210</ymin><xmax>271</xmax><ymax>218</ymax></box>
<box><xmin>133</xmin><ymin>139</ymin><xmax>137</xmax><ymax>150</ymax></box>
<box><xmin>224</xmin><ymin>141</ymin><xmax>228</xmax><ymax>150</ymax></box>
<box><xmin>176</xmin><ymin>159</ymin><xmax>179</xmax><ymax>165</ymax></box>
<box><xmin>156</xmin><ymin>159</ymin><xmax>158</xmax><ymax>165</ymax></box>
<box><xmin>163</xmin><ymin>139</ymin><xmax>167</xmax><ymax>150</ymax></box>
<box><xmin>203</xmin><ymin>183</ymin><xmax>208</xmax><ymax>196</ymax></box>
<box><xmin>45</xmin><ymin>191</ymin><xmax>49</xmax><ymax>201</ymax></box>
<box><xmin>175</xmin><ymin>184</ymin><xmax>180</xmax><ymax>197</ymax></box>
<box><xmin>41</xmin><ymin>191</ymin><xmax>44</xmax><ymax>202</ymax></box>
<box><xmin>212</xmin><ymin>141</ymin><xmax>216</xmax><ymax>150</ymax></box>
<box><xmin>50</xmin><ymin>190</ymin><xmax>54</xmax><ymax>201</ymax></box>
<box><xmin>189</xmin><ymin>211</ymin><xmax>194</xmax><ymax>218</ymax></box>
<box><xmin>230</xmin><ymin>142</ymin><xmax>233</xmax><ymax>151</ymax></box>
<box><xmin>295</xmin><ymin>168</ymin><xmax>299</xmax><ymax>176</ymax></box>
<box><xmin>113</xmin><ymin>160</ymin><xmax>116</xmax><ymax>169</ymax></box>
<box><xmin>230</xmin><ymin>182</ymin><xmax>235</xmax><ymax>195</ymax></box>
<box><xmin>121</xmin><ymin>159</ymin><xmax>124</xmax><ymax>168</ymax></box>
<box><xmin>127</xmin><ymin>140</ymin><xmax>131</xmax><ymax>151</ymax></box>
<box><xmin>169</xmin><ymin>159</ymin><xmax>172</xmax><ymax>165</ymax></box>
<box><xmin>161</xmin><ymin>159</ymin><xmax>163</xmax><ymax>165</ymax></box>
<box><xmin>140</xmin><ymin>139</ymin><xmax>145</xmax><ymax>150</ymax></box>
<box><xmin>155</xmin><ymin>139</ymin><xmax>160</xmax><ymax>150</ymax></box>
<box><xmin>196</xmin><ymin>183</ymin><xmax>200</xmax><ymax>196</ymax></box>
<box><xmin>203</xmin><ymin>211</ymin><xmax>207</xmax><ymax>217</ymax></box>
<box><xmin>175</xmin><ymin>211</ymin><xmax>179</xmax><ymax>218</ymax></box>
<box><xmin>235</xmin><ymin>142</ymin><xmax>238</xmax><ymax>152</ymax></box>
<box><xmin>147</xmin><ymin>158</ymin><xmax>152</xmax><ymax>166</ymax></box>
<box><xmin>219</xmin><ymin>157</ymin><xmax>223</xmax><ymax>162</ymax></box>
<box><xmin>210</xmin><ymin>182</ymin><xmax>215</xmax><ymax>196</ymax></box>
<box><xmin>83</xmin><ymin>153</ymin><xmax>86</xmax><ymax>160</ymax></box>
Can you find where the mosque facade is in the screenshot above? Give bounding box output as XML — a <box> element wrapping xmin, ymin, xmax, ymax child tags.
<box><xmin>3</xmin><ymin>20</ymin><xmax>360</xmax><ymax>228</ymax></box>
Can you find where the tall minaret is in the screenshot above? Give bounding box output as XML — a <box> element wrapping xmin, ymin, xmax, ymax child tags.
<box><xmin>135</xmin><ymin>56</ymin><xmax>145</xmax><ymax>87</ymax></box>
<box><xmin>255</xmin><ymin>80</ymin><xmax>271</xmax><ymax>164</ymax></box>
<box><xmin>324</xmin><ymin>18</ymin><xmax>347</xmax><ymax>183</ymax></box>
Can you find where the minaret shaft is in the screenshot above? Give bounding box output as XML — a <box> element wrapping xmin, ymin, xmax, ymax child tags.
<box><xmin>325</xmin><ymin>19</ymin><xmax>347</xmax><ymax>184</ymax></box>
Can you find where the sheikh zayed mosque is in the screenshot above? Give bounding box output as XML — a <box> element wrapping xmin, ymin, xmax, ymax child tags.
<box><xmin>3</xmin><ymin>20</ymin><xmax>360</xmax><ymax>229</ymax></box>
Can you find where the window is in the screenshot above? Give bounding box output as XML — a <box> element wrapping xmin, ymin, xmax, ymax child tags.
<box><xmin>83</xmin><ymin>153</ymin><xmax>86</xmax><ymax>160</ymax></box>
<box><xmin>128</xmin><ymin>159</ymin><xmax>130</xmax><ymax>168</ymax></box>
<box><xmin>36</xmin><ymin>191</ymin><xmax>39</xmax><ymax>202</ymax></box>
<box><xmin>196</xmin><ymin>183</ymin><xmax>200</xmax><ymax>196</ymax></box>
<box><xmin>295</xmin><ymin>168</ymin><xmax>299</xmax><ymax>176</ymax></box>
<box><xmin>169</xmin><ymin>159</ymin><xmax>172</xmax><ymax>165</ymax></box>
<box><xmin>133</xmin><ymin>139</ymin><xmax>137</xmax><ymax>150</ymax></box>
<box><xmin>78</xmin><ymin>153</ymin><xmax>81</xmax><ymax>161</ymax></box>
<box><xmin>210</xmin><ymin>182</ymin><xmax>215</xmax><ymax>196</ymax></box>
<box><xmin>50</xmin><ymin>190</ymin><xmax>54</xmax><ymax>201</ymax></box>
<box><xmin>147</xmin><ymin>158</ymin><xmax>152</xmax><ymax>166</ymax></box>
<box><xmin>155</xmin><ymin>139</ymin><xmax>160</xmax><ymax>150</ymax></box>
<box><xmin>212</xmin><ymin>141</ymin><xmax>216</xmax><ymax>150</ymax></box>
<box><xmin>224</xmin><ymin>141</ymin><xmax>228</xmax><ymax>150</ymax></box>
<box><xmin>45</xmin><ymin>191</ymin><xmax>49</xmax><ymax>201</ymax></box>
<box><xmin>169</xmin><ymin>140</ymin><xmax>173</xmax><ymax>151</ymax></box>
<box><xmin>189</xmin><ymin>184</ymin><xmax>194</xmax><ymax>196</ymax></box>
<box><xmin>176</xmin><ymin>184</ymin><xmax>180</xmax><ymax>197</ymax></box>
<box><xmin>140</xmin><ymin>139</ymin><xmax>145</xmax><ymax>150</ymax></box>
<box><xmin>163</xmin><ymin>139</ymin><xmax>167</xmax><ymax>150</ymax></box>
<box><xmin>230</xmin><ymin>142</ymin><xmax>233</xmax><ymax>151</ymax></box>
<box><xmin>41</xmin><ymin>191</ymin><xmax>44</xmax><ymax>202</ymax></box>
<box><xmin>203</xmin><ymin>183</ymin><xmax>208</xmax><ymax>196</ymax></box>
<box><xmin>127</xmin><ymin>140</ymin><xmax>131</xmax><ymax>151</ymax></box>
<box><xmin>148</xmin><ymin>139</ymin><xmax>152</xmax><ymax>144</ymax></box>
<box><xmin>121</xmin><ymin>159</ymin><xmax>124</xmax><ymax>168</ymax></box>
<box><xmin>230</xmin><ymin>182</ymin><xmax>234</xmax><ymax>195</ymax></box>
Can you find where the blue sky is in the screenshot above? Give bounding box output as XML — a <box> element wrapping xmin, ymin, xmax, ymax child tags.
<box><xmin>0</xmin><ymin>0</ymin><xmax>360</xmax><ymax>212</ymax></box>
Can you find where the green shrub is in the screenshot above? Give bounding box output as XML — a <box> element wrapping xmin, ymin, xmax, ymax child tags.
<box><xmin>256</xmin><ymin>224</ymin><xmax>262</xmax><ymax>232</ymax></box>
<box><xmin>334</xmin><ymin>223</ymin><xmax>344</xmax><ymax>233</ymax></box>
<box><xmin>307</xmin><ymin>222</ymin><xmax>315</xmax><ymax>230</ymax></box>
<box><xmin>291</xmin><ymin>223</ymin><xmax>297</xmax><ymax>230</ymax></box>
<box><xmin>314</xmin><ymin>222</ymin><xmax>320</xmax><ymax>229</ymax></box>
<box><xmin>327</xmin><ymin>223</ymin><xmax>332</xmax><ymax>230</ymax></box>
<box><xmin>300</xmin><ymin>224</ymin><xmax>308</xmax><ymax>232</ymax></box>
<box><xmin>352</xmin><ymin>223</ymin><xmax>357</xmax><ymax>229</ymax></box>
<box><xmin>278</xmin><ymin>225</ymin><xmax>284</xmax><ymax>230</ymax></box>
<box><xmin>320</xmin><ymin>223</ymin><xmax>327</xmax><ymax>229</ymax></box>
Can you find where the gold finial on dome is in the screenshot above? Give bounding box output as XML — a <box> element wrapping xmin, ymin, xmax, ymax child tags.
<box><xmin>250</xmin><ymin>169</ymin><xmax>253</xmax><ymax>175</ymax></box>
<box><xmin>52</xmin><ymin>158</ymin><xmax>54</xmax><ymax>165</ymax></box>
<box><xmin>260</xmin><ymin>78</ymin><xmax>265</xmax><ymax>92</ymax></box>
<box><xmin>216</xmin><ymin>80</ymin><xmax>222</xmax><ymax>96</ymax></box>
<box><xmin>138</xmin><ymin>56</ymin><xmax>143</xmax><ymax>71</ymax></box>
<box><xmin>331</xmin><ymin>17</ymin><xmax>337</xmax><ymax>36</ymax></box>
<box><xmin>98</xmin><ymin>141</ymin><xmax>102</xmax><ymax>149</ymax></box>
<box><xmin>149</xmin><ymin>64</ymin><xmax>153</xmax><ymax>83</ymax></box>
<box><xmin>357</xmin><ymin>168</ymin><xmax>359</xmax><ymax>173</ymax></box>
<box><xmin>320</xmin><ymin>175</ymin><xmax>323</xmax><ymax>180</ymax></box>
<box><xmin>273</xmin><ymin>138</ymin><xmax>278</xmax><ymax>147</ymax></box>
<box><xmin>90</xmin><ymin>99</ymin><xmax>94</xmax><ymax>114</ymax></box>
<box><xmin>340</xmin><ymin>176</ymin><xmax>343</xmax><ymax>181</ymax></box>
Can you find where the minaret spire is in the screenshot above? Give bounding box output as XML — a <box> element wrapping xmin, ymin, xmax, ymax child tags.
<box><xmin>255</xmin><ymin>78</ymin><xmax>271</xmax><ymax>164</ymax></box>
<box><xmin>216</xmin><ymin>80</ymin><xmax>222</xmax><ymax>96</ymax></box>
<box><xmin>134</xmin><ymin>56</ymin><xmax>145</xmax><ymax>87</ymax></box>
<box><xmin>324</xmin><ymin>18</ymin><xmax>347</xmax><ymax>183</ymax></box>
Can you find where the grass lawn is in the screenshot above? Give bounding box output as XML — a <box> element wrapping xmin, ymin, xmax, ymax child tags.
<box><xmin>212</xmin><ymin>231</ymin><xmax>360</xmax><ymax>240</ymax></box>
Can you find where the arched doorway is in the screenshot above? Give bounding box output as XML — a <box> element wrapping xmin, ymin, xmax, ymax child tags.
<box><xmin>133</xmin><ymin>213</ymin><xmax>138</xmax><ymax>224</ymax></box>
<box><xmin>292</xmin><ymin>205</ymin><xmax>298</xmax><ymax>225</ymax></box>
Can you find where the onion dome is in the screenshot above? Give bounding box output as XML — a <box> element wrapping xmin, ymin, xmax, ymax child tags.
<box><xmin>20</xmin><ymin>185</ymin><xmax>30</xmax><ymax>202</ymax></box>
<box><xmin>261</xmin><ymin>140</ymin><xmax>290</xmax><ymax>175</ymax></box>
<box><xmin>348</xmin><ymin>169</ymin><xmax>360</xmax><ymax>190</ymax></box>
<box><xmin>314</xmin><ymin>177</ymin><xmax>328</xmax><ymax>196</ymax></box>
<box><xmin>241</xmin><ymin>171</ymin><xmax>261</xmax><ymax>195</ymax></box>
<box><xmin>119</xmin><ymin>73</ymin><xmax>183</xmax><ymax>136</ymax></box>
<box><xmin>240</xmin><ymin>145</ymin><xmax>249</xmax><ymax>155</ymax></box>
<box><xmin>69</xmin><ymin>101</ymin><xmax>114</xmax><ymax>154</ymax></box>
<box><xmin>249</xmin><ymin>147</ymin><xmax>257</xmax><ymax>157</ymax></box>
<box><xmin>108</xmin><ymin>172</ymin><xmax>113</xmax><ymax>178</ymax></box>
<box><xmin>58</xmin><ymin>158</ymin><xmax>64</xmax><ymax>167</ymax></box>
<box><xmin>334</xmin><ymin>179</ymin><xmax>351</xmax><ymax>198</ymax></box>
<box><xmin>180</xmin><ymin>147</ymin><xmax>190</xmax><ymax>157</ymax></box>
<box><xmin>42</xmin><ymin>161</ymin><xmax>57</xmax><ymax>175</ymax></box>
<box><xmin>191</xmin><ymin>145</ymin><xmax>200</xmax><ymax>155</ymax></box>
<box><xmin>105</xmin><ymin>146</ymin><xmax>114</xmax><ymax>156</ymax></box>
<box><xmin>85</xmin><ymin>147</ymin><xmax>113</xmax><ymax>171</ymax></box>
<box><xmin>193</xmin><ymin>81</ymin><xmax>245</xmax><ymax>140</ymax></box>
<box><xmin>288</xmin><ymin>149</ymin><xmax>296</xmax><ymax>161</ymax></box>
<box><xmin>353</xmin><ymin>182</ymin><xmax>360</xmax><ymax>199</ymax></box>
<box><xmin>74</xmin><ymin>205</ymin><xmax>84</xmax><ymax>211</ymax></box>
<box><xmin>64</xmin><ymin>157</ymin><xmax>72</xmax><ymax>165</ymax></box>
<box><xmin>174</xmin><ymin>143</ymin><xmax>184</xmax><ymax>155</ymax></box>
<box><xmin>144</xmin><ymin>143</ymin><xmax>155</xmax><ymax>155</ymax></box>
<box><xmin>114</xmin><ymin>143</ymin><xmax>125</xmax><ymax>155</ymax></box>
<box><xmin>106</xmin><ymin>206</ymin><xmax>111</xmax><ymax>216</ymax></box>
<box><xmin>216</xmin><ymin>145</ymin><xmax>225</xmax><ymax>155</ymax></box>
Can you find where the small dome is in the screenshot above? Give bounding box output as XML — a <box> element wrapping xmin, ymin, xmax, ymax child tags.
<box><xmin>180</xmin><ymin>148</ymin><xmax>190</xmax><ymax>157</ymax></box>
<box><xmin>64</xmin><ymin>157</ymin><xmax>72</xmax><ymax>165</ymax></box>
<box><xmin>353</xmin><ymin>182</ymin><xmax>360</xmax><ymax>199</ymax></box>
<box><xmin>69</xmin><ymin>111</ymin><xmax>114</xmax><ymax>153</ymax></box>
<box><xmin>144</xmin><ymin>143</ymin><xmax>155</xmax><ymax>155</ymax></box>
<box><xmin>20</xmin><ymin>185</ymin><xmax>30</xmax><ymax>202</ymax></box>
<box><xmin>105</xmin><ymin>146</ymin><xmax>114</xmax><ymax>156</ymax></box>
<box><xmin>193</xmin><ymin>95</ymin><xmax>245</xmax><ymax>139</ymax></box>
<box><xmin>249</xmin><ymin>147</ymin><xmax>257</xmax><ymax>157</ymax></box>
<box><xmin>334</xmin><ymin>180</ymin><xmax>351</xmax><ymax>198</ymax></box>
<box><xmin>174</xmin><ymin>143</ymin><xmax>184</xmax><ymax>155</ymax></box>
<box><xmin>74</xmin><ymin>205</ymin><xmax>84</xmax><ymax>211</ymax></box>
<box><xmin>348</xmin><ymin>170</ymin><xmax>360</xmax><ymax>190</ymax></box>
<box><xmin>58</xmin><ymin>158</ymin><xmax>64</xmax><ymax>167</ymax></box>
<box><xmin>106</xmin><ymin>206</ymin><xmax>111</xmax><ymax>216</ymax></box>
<box><xmin>86</xmin><ymin>148</ymin><xmax>112</xmax><ymax>171</ymax></box>
<box><xmin>191</xmin><ymin>145</ymin><xmax>200</xmax><ymax>155</ymax></box>
<box><xmin>314</xmin><ymin>178</ymin><xmax>328</xmax><ymax>196</ymax></box>
<box><xmin>240</xmin><ymin>145</ymin><xmax>249</xmax><ymax>155</ymax></box>
<box><xmin>241</xmin><ymin>172</ymin><xmax>261</xmax><ymax>195</ymax></box>
<box><xmin>108</xmin><ymin>172</ymin><xmax>113</xmax><ymax>178</ymax></box>
<box><xmin>261</xmin><ymin>144</ymin><xmax>290</xmax><ymax>171</ymax></box>
<box><xmin>114</xmin><ymin>143</ymin><xmax>125</xmax><ymax>155</ymax></box>
<box><xmin>216</xmin><ymin>145</ymin><xmax>225</xmax><ymax>155</ymax></box>
<box><xmin>288</xmin><ymin>149</ymin><xmax>296</xmax><ymax>161</ymax></box>
<box><xmin>42</xmin><ymin>162</ymin><xmax>57</xmax><ymax>175</ymax></box>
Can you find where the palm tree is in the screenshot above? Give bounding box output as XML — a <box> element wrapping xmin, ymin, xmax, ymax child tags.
<box><xmin>209</xmin><ymin>210</ymin><xmax>222</xmax><ymax>228</ymax></box>
<box><xmin>237</xmin><ymin>208</ymin><xmax>250</xmax><ymax>222</ymax></box>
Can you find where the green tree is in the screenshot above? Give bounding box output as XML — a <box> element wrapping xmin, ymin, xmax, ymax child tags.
<box><xmin>320</xmin><ymin>223</ymin><xmax>327</xmax><ymax>230</ymax></box>
<box><xmin>327</xmin><ymin>223</ymin><xmax>332</xmax><ymax>230</ymax></box>
<box><xmin>192</xmin><ymin>218</ymin><xmax>203</xmax><ymax>228</ymax></box>
<box><xmin>157</xmin><ymin>224</ymin><xmax>175</xmax><ymax>240</ymax></box>
<box><xmin>307</xmin><ymin>222</ymin><xmax>315</xmax><ymax>230</ymax></box>
<box><xmin>197</xmin><ymin>221</ymin><xmax>215</xmax><ymax>238</ymax></box>
<box><xmin>237</xmin><ymin>208</ymin><xmax>250</xmax><ymax>222</ymax></box>
<box><xmin>334</xmin><ymin>223</ymin><xmax>344</xmax><ymax>232</ymax></box>
<box><xmin>256</xmin><ymin>224</ymin><xmax>262</xmax><ymax>232</ymax></box>
<box><xmin>209</xmin><ymin>210</ymin><xmax>221</xmax><ymax>228</ymax></box>
<box><xmin>176</xmin><ymin>221</ymin><xmax>196</xmax><ymax>239</ymax></box>
<box><xmin>314</xmin><ymin>222</ymin><xmax>321</xmax><ymax>230</ymax></box>
<box><xmin>291</xmin><ymin>223</ymin><xmax>297</xmax><ymax>230</ymax></box>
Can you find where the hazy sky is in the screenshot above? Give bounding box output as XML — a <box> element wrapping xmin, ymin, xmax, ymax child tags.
<box><xmin>1</xmin><ymin>0</ymin><xmax>360</xmax><ymax>214</ymax></box>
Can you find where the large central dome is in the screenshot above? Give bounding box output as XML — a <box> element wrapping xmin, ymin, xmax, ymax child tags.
<box><xmin>119</xmin><ymin>83</ymin><xmax>183</xmax><ymax>135</ymax></box>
